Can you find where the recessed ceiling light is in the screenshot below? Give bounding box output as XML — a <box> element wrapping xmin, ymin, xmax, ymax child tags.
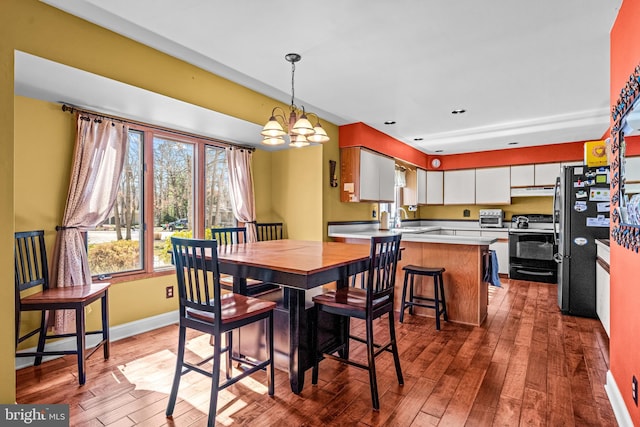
<box><xmin>451</xmin><ymin>109</ymin><xmax>466</xmax><ymax>114</ymax></box>
<box><xmin>413</xmin><ymin>137</ymin><xmax>423</xmax><ymax>141</ymax></box>
<box><xmin>435</xmin><ymin>149</ymin><xmax>444</xmax><ymax>153</ymax></box>
<box><xmin>384</xmin><ymin>120</ymin><xmax>396</xmax><ymax>125</ymax></box>
<box><xmin>508</xmin><ymin>142</ymin><xmax>519</xmax><ymax>145</ymax></box>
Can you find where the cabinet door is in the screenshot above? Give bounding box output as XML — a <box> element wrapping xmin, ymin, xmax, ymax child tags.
<box><xmin>417</xmin><ymin>168</ymin><xmax>428</xmax><ymax>204</ymax></box>
<box><xmin>426</xmin><ymin>171</ymin><xmax>444</xmax><ymax>204</ymax></box>
<box><xmin>490</xmin><ymin>241</ymin><xmax>509</xmax><ymax>275</ymax></box>
<box><xmin>510</xmin><ymin>165</ymin><xmax>534</xmax><ymax>187</ymax></box>
<box><xmin>359</xmin><ymin>149</ymin><xmax>380</xmax><ymax>201</ymax></box>
<box><xmin>624</xmin><ymin>156</ymin><xmax>640</xmax><ymax>182</ymax></box>
<box><xmin>596</xmin><ymin>262</ymin><xmax>610</xmax><ymax>337</ymax></box>
<box><xmin>534</xmin><ymin>162</ymin><xmax>561</xmax><ymax>186</ymax></box>
<box><xmin>475</xmin><ymin>167</ymin><xmax>511</xmax><ymax>204</ymax></box>
<box><xmin>444</xmin><ymin>169</ymin><xmax>475</xmax><ymax>204</ymax></box>
<box><xmin>377</xmin><ymin>154</ymin><xmax>396</xmax><ymax>202</ymax></box>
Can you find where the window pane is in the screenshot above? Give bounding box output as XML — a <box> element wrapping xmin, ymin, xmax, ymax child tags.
<box><xmin>205</xmin><ymin>146</ymin><xmax>235</xmax><ymax>236</ymax></box>
<box><xmin>87</xmin><ymin>130</ymin><xmax>143</xmax><ymax>276</ymax></box>
<box><xmin>154</xmin><ymin>136</ymin><xmax>194</xmax><ymax>269</ymax></box>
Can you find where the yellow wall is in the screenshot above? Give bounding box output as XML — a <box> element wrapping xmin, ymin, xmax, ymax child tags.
<box><xmin>419</xmin><ymin>197</ymin><xmax>554</xmax><ymax>221</ymax></box>
<box><xmin>1</xmin><ymin>0</ymin><xmax>335</xmax><ymax>402</ymax></box>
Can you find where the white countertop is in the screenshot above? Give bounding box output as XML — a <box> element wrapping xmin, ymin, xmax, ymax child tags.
<box><xmin>328</xmin><ymin>226</ymin><xmax>497</xmax><ymax>246</ymax></box>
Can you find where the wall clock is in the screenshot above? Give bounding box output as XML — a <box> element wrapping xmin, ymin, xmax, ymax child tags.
<box><xmin>430</xmin><ymin>158</ymin><xmax>441</xmax><ymax>169</ymax></box>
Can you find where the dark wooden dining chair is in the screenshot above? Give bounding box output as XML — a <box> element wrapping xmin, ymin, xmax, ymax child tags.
<box><xmin>14</xmin><ymin>230</ymin><xmax>110</xmax><ymax>385</ymax></box>
<box><xmin>166</xmin><ymin>237</ymin><xmax>275</xmax><ymax>427</ymax></box>
<box><xmin>211</xmin><ymin>226</ymin><xmax>248</xmax><ymax>246</ymax></box>
<box><xmin>211</xmin><ymin>226</ymin><xmax>279</xmax><ymax>296</ymax></box>
<box><xmin>311</xmin><ymin>234</ymin><xmax>404</xmax><ymax>410</ymax></box>
<box><xmin>255</xmin><ymin>222</ymin><xmax>283</xmax><ymax>241</ymax></box>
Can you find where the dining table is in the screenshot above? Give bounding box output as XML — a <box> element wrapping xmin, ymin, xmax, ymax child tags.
<box><xmin>215</xmin><ymin>239</ymin><xmax>372</xmax><ymax>394</ymax></box>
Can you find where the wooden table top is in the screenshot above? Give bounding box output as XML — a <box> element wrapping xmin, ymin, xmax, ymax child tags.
<box><xmin>215</xmin><ymin>239</ymin><xmax>371</xmax><ymax>276</ymax></box>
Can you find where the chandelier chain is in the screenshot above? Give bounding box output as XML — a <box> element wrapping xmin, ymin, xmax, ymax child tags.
<box><xmin>290</xmin><ymin>61</ymin><xmax>296</xmax><ymax>108</ymax></box>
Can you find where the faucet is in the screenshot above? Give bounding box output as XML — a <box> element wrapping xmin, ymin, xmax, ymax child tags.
<box><xmin>394</xmin><ymin>207</ymin><xmax>408</xmax><ymax>228</ymax></box>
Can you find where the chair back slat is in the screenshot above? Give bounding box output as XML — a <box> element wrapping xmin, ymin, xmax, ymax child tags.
<box><xmin>256</xmin><ymin>223</ymin><xmax>283</xmax><ymax>241</ymax></box>
<box><xmin>366</xmin><ymin>234</ymin><xmax>402</xmax><ymax>305</ymax></box>
<box><xmin>211</xmin><ymin>227</ymin><xmax>247</xmax><ymax>246</ymax></box>
<box><xmin>15</xmin><ymin>230</ymin><xmax>49</xmax><ymax>293</ymax></box>
<box><xmin>171</xmin><ymin>237</ymin><xmax>221</xmax><ymax>319</ymax></box>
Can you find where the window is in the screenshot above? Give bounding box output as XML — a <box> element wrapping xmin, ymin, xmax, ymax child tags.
<box><xmin>87</xmin><ymin>126</ymin><xmax>235</xmax><ymax>278</ymax></box>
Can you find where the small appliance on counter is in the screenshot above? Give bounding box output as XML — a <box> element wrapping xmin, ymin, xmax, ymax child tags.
<box><xmin>479</xmin><ymin>209</ymin><xmax>504</xmax><ymax>228</ymax></box>
<box><xmin>514</xmin><ymin>216</ymin><xmax>529</xmax><ymax>229</ymax></box>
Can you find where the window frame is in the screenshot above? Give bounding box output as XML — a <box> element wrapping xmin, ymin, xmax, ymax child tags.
<box><xmin>90</xmin><ymin>123</ymin><xmax>235</xmax><ymax>284</ymax></box>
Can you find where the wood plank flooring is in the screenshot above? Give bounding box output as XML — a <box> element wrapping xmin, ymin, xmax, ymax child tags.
<box><xmin>15</xmin><ymin>279</ymin><xmax>616</xmax><ymax>426</ymax></box>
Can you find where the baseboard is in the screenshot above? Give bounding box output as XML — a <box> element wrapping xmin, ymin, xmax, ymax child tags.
<box><xmin>605</xmin><ymin>370</ymin><xmax>634</xmax><ymax>427</ymax></box>
<box><xmin>15</xmin><ymin>310</ymin><xmax>179</xmax><ymax>370</ymax></box>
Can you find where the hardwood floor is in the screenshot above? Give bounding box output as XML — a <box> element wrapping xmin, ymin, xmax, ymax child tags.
<box><xmin>15</xmin><ymin>279</ymin><xmax>616</xmax><ymax>426</ymax></box>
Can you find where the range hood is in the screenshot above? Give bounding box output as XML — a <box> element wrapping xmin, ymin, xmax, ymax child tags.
<box><xmin>510</xmin><ymin>186</ymin><xmax>555</xmax><ymax>197</ymax></box>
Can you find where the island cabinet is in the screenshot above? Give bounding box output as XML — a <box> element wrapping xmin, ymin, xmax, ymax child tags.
<box><xmin>475</xmin><ymin>166</ymin><xmax>510</xmax><ymax>204</ymax></box>
<box><xmin>340</xmin><ymin>147</ymin><xmax>395</xmax><ymax>202</ymax></box>
<box><xmin>332</xmin><ymin>237</ymin><xmax>489</xmax><ymax>326</ymax></box>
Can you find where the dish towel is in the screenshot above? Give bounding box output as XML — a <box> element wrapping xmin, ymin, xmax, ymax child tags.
<box><xmin>483</xmin><ymin>250</ymin><xmax>502</xmax><ymax>287</ymax></box>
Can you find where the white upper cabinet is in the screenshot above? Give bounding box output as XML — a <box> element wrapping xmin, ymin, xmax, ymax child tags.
<box><xmin>475</xmin><ymin>167</ymin><xmax>511</xmax><ymax>204</ymax></box>
<box><xmin>444</xmin><ymin>169</ymin><xmax>475</xmax><ymax>204</ymax></box>
<box><xmin>402</xmin><ymin>167</ymin><xmax>428</xmax><ymax>205</ymax></box>
<box><xmin>417</xmin><ymin>168</ymin><xmax>428</xmax><ymax>204</ymax></box>
<box><xmin>340</xmin><ymin>147</ymin><xmax>395</xmax><ymax>202</ymax></box>
<box><xmin>534</xmin><ymin>162</ymin><xmax>561</xmax><ymax>186</ymax></box>
<box><xmin>510</xmin><ymin>165</ymin><xmax>535</xmax><ymax>187</ymax></box>
<box><xmin>624</xmin><ymin>156</ymin><xmax>640</xmax><ymax>182</ymax></box>
<box><xmin>426</xmin><ymin>170</ymin><xmax>444</xmax><ymax>204</ymax></box>
<box><xmin>358</xmin><ymin>149</ymin><xmax>378</xmax><ymax>200</ymax></box>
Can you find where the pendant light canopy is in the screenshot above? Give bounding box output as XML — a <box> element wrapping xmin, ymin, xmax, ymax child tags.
<box><xmin>261</xmin><ymin>53</ymin><xmax>330</xmax><ymax>147</ymax></box>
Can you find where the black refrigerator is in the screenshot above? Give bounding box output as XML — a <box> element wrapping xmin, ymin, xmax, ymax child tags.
<box><xmin>554</xmin><ymin>165</ymin><xmax>610</xmax><ymax>317</ymax></box>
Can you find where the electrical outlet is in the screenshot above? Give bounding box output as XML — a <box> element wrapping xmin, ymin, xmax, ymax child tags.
<box><xmin>633</xmin><ymin>375</ymin><xmax>638</xmax><ymax>406</ymax></box>
<box><xmin>166</xmin><ymin>286</ymin><xmax>174</xmax><ymax>299</ymax></box>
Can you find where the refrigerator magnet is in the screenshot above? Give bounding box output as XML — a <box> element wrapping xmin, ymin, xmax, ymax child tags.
<box><xmin>576</xmin><ymin>190</ymin><xmax>588</xmax><ymax>198</ymax></box>
<box><xmin>574</xmin><ymin>201</ymin><xmax>587</xmax><ymax>212</ymax></box>
<box><xmin>574</xmin><ymin>237</ymin><xmax>588</xmax><ymax>246</ymax></box>
<box><xmin>574</xmin><ymin>181</ymin><xmax>585</xmax><ymax>188</ymax></box>
<box><xmin>597</xmin><ymin>202</ymin><xmax>610</xmax><ymax>212</ymax></box>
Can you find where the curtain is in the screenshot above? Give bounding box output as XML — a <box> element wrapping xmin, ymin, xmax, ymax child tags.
<box><xmin>50</xmin><ymin>113</ymin><xmax>128</xmax><ymax>332</ymax></box>
<box><xmin>226</xmin><ymin>147</ymin><xmax>257</xmax><ymax>242</ymax></box>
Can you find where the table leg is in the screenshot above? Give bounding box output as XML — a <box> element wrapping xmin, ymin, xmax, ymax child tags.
<box><xmin>287</xmin><ymin>288</ymin><xmax>305</xmax><ymax>394</ymax></box>
<box><xmin>233</xmin><ymin>276</ymin><xmax>248</xmax><ymax>295</ymax></box>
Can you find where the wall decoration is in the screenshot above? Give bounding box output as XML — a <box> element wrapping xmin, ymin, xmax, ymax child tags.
<box><xmin>611</xmin><ymin>64</ymin><xmax>640</xmax><ymax>252</ymax></box>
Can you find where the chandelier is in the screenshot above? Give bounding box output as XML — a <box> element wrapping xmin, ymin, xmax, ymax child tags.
<box><xmin>261</xmin><ymin>53</ymin><xmax>330</xmax><ymax>147</ymax></box>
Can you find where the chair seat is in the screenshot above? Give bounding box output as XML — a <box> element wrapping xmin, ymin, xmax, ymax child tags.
<box><xmin>312</xmin><ymin>287</ymin><xmax>390</xmax><ymax>312</ymax></box>
<box><xmin>20</xmin><ymin>283</ymin><xmax>111</xmax><ymax>306</ymax></box>
<box><xmin>402</xmin><ymin>265</ymin><xmax>445</xmax><ymax>276</ymax></box>
<box><xmin>187</xmin><ymin>293</ymin><xmax>276</xmax><ymax>324</ymax></box>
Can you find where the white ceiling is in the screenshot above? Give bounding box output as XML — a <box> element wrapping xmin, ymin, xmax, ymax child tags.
<box><xmin>35</xmin><ymin>0</ymin><xmax>622</xmax><ymax>154</ymax></box>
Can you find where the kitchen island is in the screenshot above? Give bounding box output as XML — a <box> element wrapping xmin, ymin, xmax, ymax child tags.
<box><xmin>328</xmin><ymin>223</ymin><xmax>497</xmax><ymax>326</ymax></box>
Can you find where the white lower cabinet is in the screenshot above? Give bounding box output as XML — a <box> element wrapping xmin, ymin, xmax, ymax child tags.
<box><xmin>595</xmin><ymin>240</ymin><xmax>610</xmax><ymax>337</ymax></box>
<box><xmin>482</xmin><ymin>230</ymin><xmax>509</xmax><ymax>275</ymax></box>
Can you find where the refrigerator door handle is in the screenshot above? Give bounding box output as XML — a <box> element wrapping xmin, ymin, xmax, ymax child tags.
<box><xmin>552</xmin><ymin>176</ymin><xmax>560</xmax><ymax>246</ymax></box>
<box><xmin>553</xmin><ymin>252</ymin><xmax>563</xmax><ymax>263</ymax></box>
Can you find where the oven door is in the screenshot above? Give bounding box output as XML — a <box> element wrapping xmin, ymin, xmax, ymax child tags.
<box><xmin>509</xmin><ymin>231</ymin><xmax>557</xmax><ymax>283</ymax></box>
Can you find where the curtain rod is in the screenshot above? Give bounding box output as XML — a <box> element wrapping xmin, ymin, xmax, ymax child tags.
<box><xmin>61</xmin><ymin>104</ymin><xmax>256</xmax><ymax>152</ymax></box>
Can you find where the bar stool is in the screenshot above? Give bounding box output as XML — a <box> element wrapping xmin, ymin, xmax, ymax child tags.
<box><xmin>400</xmin><ymin>265</ymin><xmax>448</xmax><ymax>330</ymax></box>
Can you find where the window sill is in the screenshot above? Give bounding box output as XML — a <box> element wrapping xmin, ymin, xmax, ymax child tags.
<box><xmin>92</xmin><ymin>268</ymin><xmax>175</xmax><ymax>285</ymax></box>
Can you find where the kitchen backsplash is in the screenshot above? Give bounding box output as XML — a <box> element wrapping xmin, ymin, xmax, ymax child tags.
<box><xmin>416</xmin><ymin>196</ymin><xmax>553</xmax><ymax>221</ymax></box>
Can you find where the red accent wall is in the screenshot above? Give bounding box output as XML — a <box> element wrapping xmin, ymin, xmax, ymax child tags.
<box><xmin>339</xmin><ymin>122</ymin><xmax>429</xmax><ymax>167</ymax></box>
<box><xmin>610</xmin><ymin>1</ymin><xmax>640</xmax><ymax>425</ymax></box>
<box><xmin>339</xmin><ymin>122</ymin><xmax>591</xmax><ymax>170</ymax></box>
